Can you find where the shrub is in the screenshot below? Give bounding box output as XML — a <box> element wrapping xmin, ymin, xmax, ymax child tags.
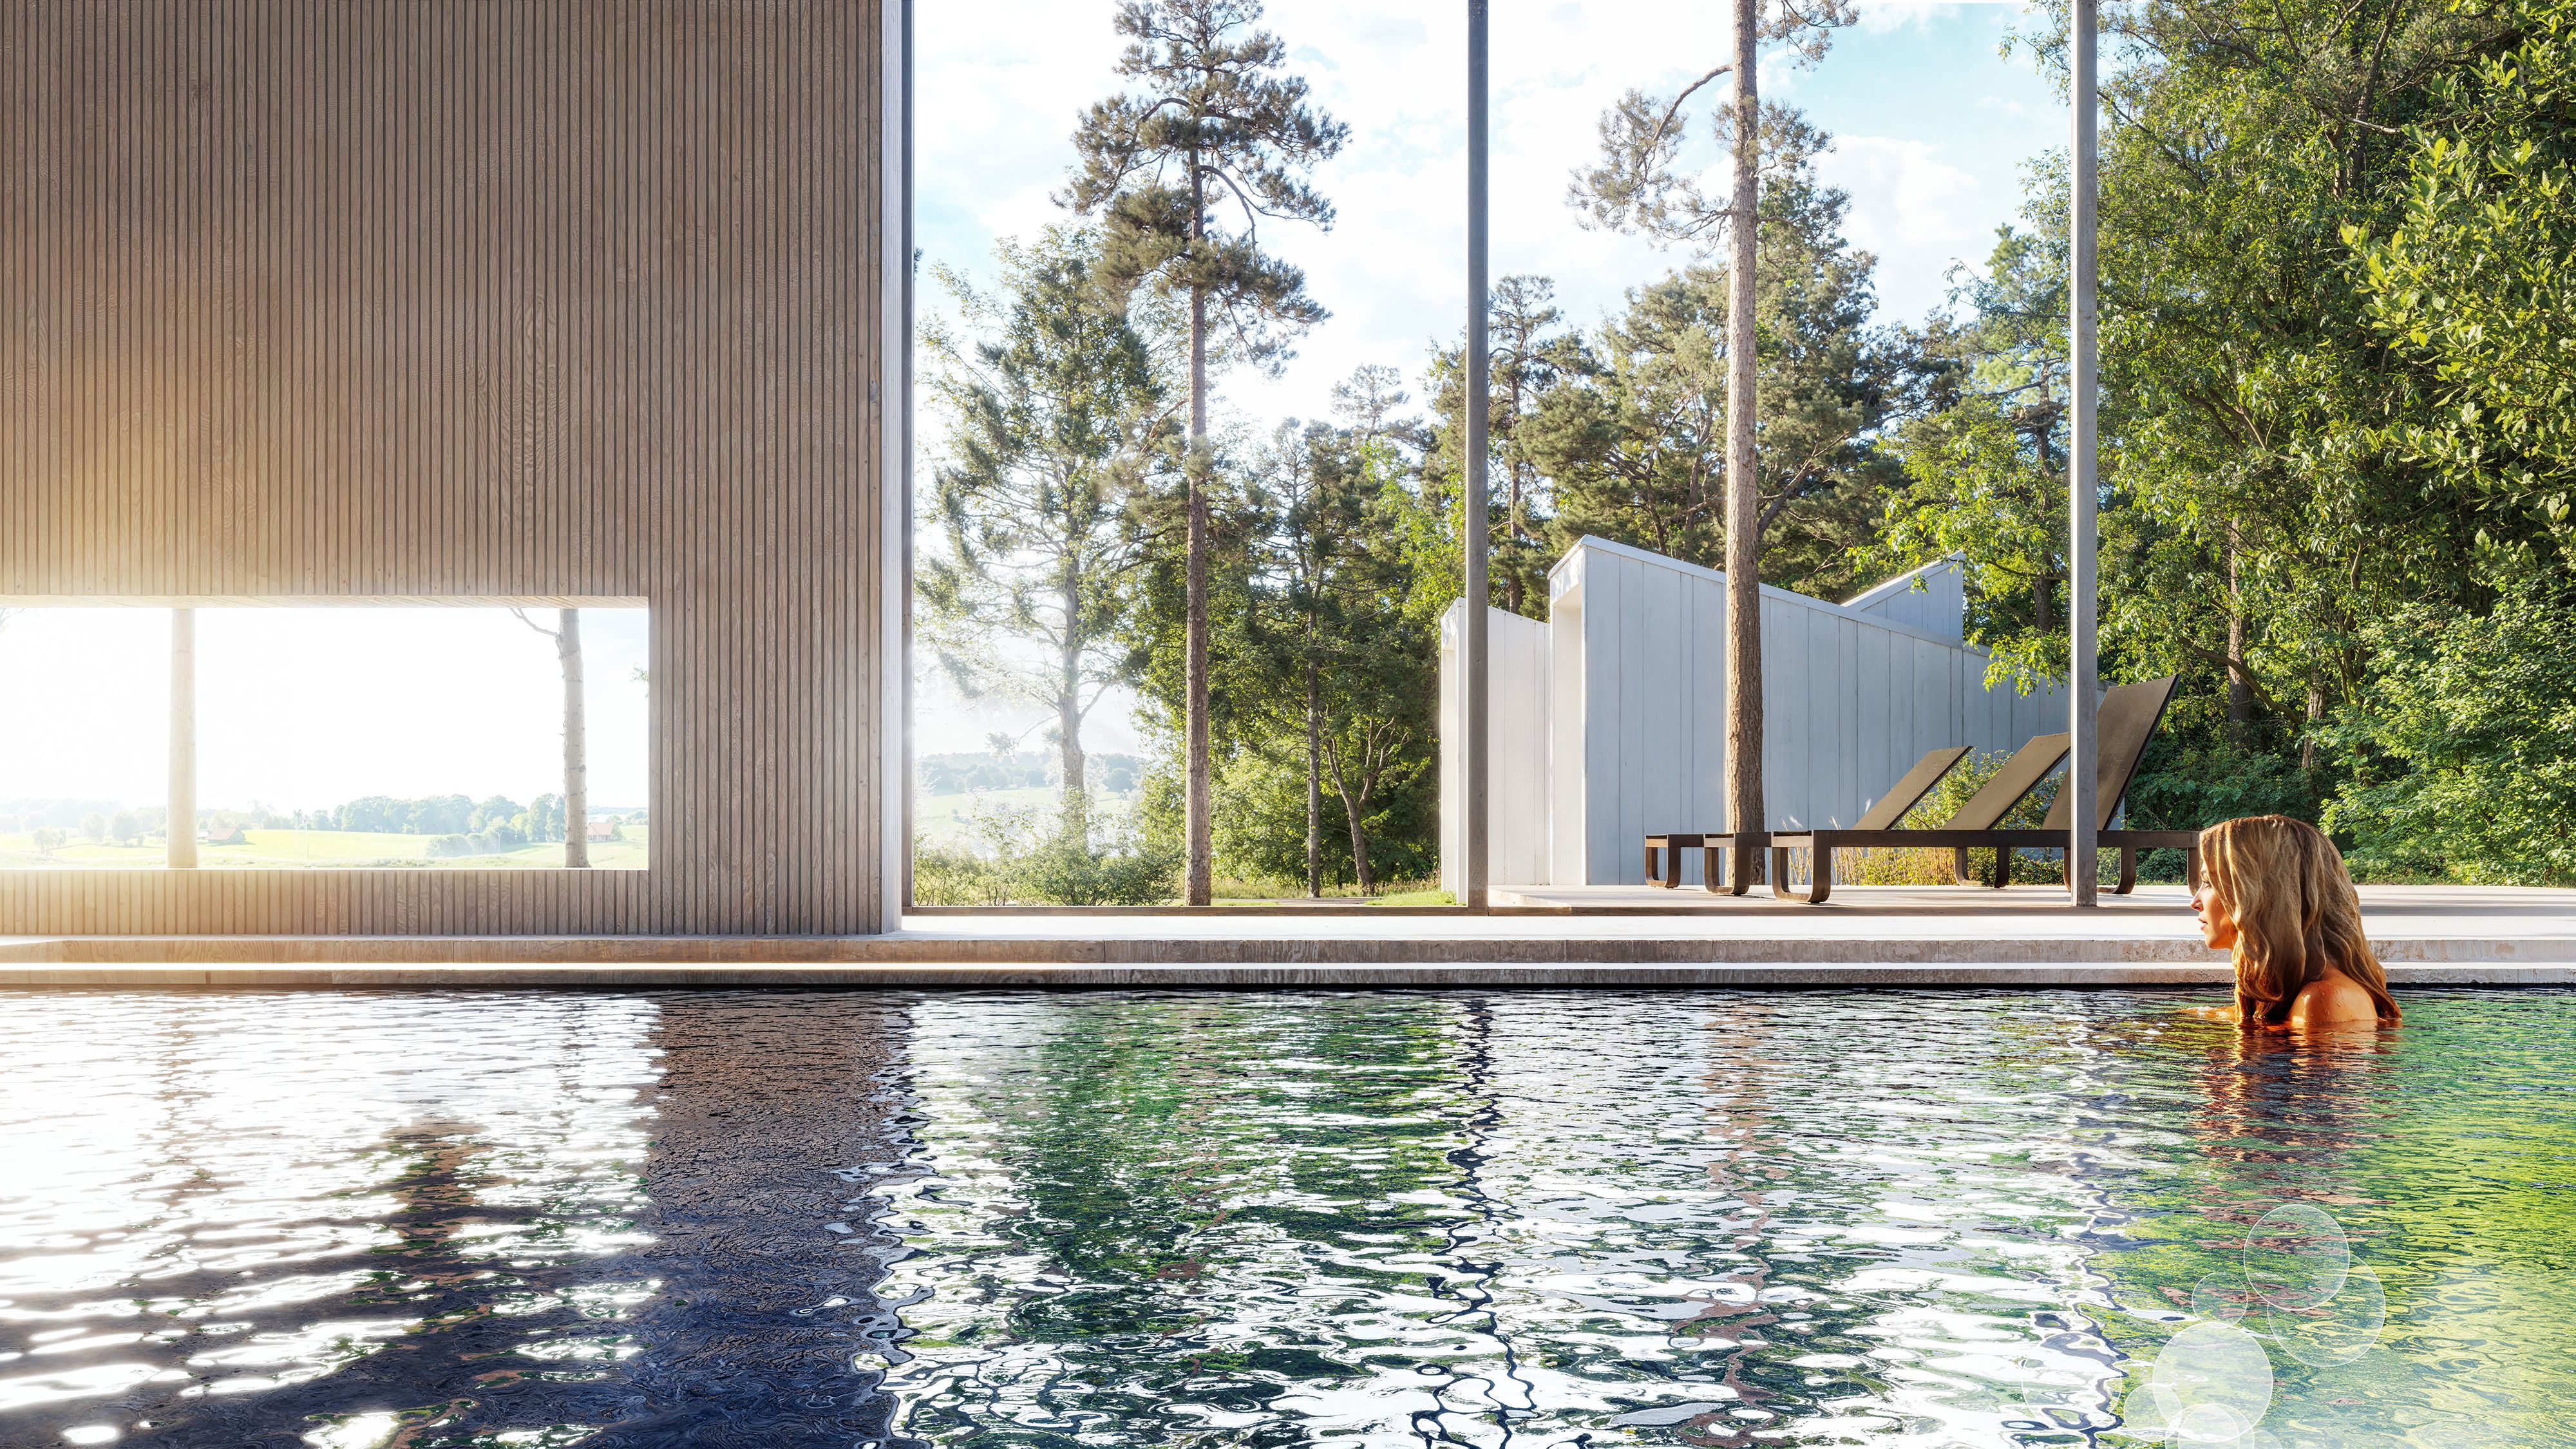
<box><xmin>2120</xmin><ymin>740</ymin><xmax>2320</xmax><ymax>881</ymax></box>
<box><xmin>2323</xmin><ymin>572</ymin><xmax>2576</xmax><ymax>886</ymax></box>
<box><xmin>913</xmin><ymin>793</ymin><xmax>1180</xmax><ymax>906</ymax></box>
<box><xmin>1828</xmin><ymin>746</ymin><xmax>2067</xmax><ymax>887</ymax></box>
<box><xmin>912</xmin><ymin>842</ymin><xmax>1012</xmax><ymax>906</ymax></box>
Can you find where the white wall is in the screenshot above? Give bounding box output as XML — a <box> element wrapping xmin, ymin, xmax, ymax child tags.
<box><xmin>1439</xmin><ymin>601</ymin><xmax>1551</xmax><ymax>898</ymax></box>
<box><xmin>1441</xmin><ymin>538</ymin><xmax>2065</xmax><ymax>889</ymax></box>
<box><xmin>1844</xmin><ymin>558</ymin><xmax>1968</xmax><ymax>643</ymax></box>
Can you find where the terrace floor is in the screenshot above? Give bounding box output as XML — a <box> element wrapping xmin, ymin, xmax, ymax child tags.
<box><xmin>1</xmin><ymin>884</ymin><xmax>2569</xmax><ymax>989</ymax></box>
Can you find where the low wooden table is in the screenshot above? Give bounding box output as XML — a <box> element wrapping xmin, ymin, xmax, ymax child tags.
<box><xmin>1643</xmin><ymin>831</ymin><xmax>1770</xmax><ymax>895</ymax></box>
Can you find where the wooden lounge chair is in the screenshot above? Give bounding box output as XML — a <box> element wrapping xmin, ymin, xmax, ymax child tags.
<box><xmin>1766</xmin><ymin>676</ymin><xmax>2200</xmax><ymax>903</ymax></box>
<box><xmin>1767</xmin><ymin>729</ymin><xmax>2074</xmax><ymax>900</ymax></box>
<box><xmin>2043</xmin><ymin>675</ymin><xmax>2202</xmax><ymax>892</ymax></box>
<box><xmin>1645</xmin><ymin>744</ymin><xmax>1973</xmax><ymax>895</ymax></box>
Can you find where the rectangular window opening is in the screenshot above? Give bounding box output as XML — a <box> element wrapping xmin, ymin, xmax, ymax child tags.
<box><xmin>0</xmin><ymin>603</ymin><xmax>650</xmax><ymax>871</ymax></box>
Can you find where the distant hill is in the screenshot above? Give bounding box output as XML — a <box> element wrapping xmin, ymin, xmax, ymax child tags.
<box><xmin>0</xmin><ymin>799</ymin><xmax>126</xmax><ymax>831</ymax></box>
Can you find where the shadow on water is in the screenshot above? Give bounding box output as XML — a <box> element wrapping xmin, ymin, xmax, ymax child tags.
<box><xmin>0</xmin><ymin>992</ymin><xmax>924</xmax><ymax>1449</ymax></box>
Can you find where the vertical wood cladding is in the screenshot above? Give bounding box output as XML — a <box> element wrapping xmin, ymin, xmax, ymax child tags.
<box><xmin>0</xmin><ymin>0</ymin><xmax>887</xmax><ymax>934</ymax></box>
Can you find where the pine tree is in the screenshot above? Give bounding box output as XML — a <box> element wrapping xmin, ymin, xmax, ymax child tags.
<box><xmin>1571</xmin><ymin>0</ymin><xmax>1853</xmax><ymax>857</ymax></box>
<box><xmin>1063</xmin><ymin>0</ymin><xmax>1346</xmax><ymax>905</ymax></box>
<box><xmin>918</xmin><ymin>230</ymin><xmax>1170</xmax><ymax>801</ymax></box>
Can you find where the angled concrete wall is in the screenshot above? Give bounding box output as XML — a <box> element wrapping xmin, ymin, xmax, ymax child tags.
<box><xmin>1440</xmin><ymin>538</ymin><xmax>2066</xmax><ymax>888</ymax></box>
<box><xmin>0</xmin><ymin>0</ymin><xmax>895</xmax><ymax>934</ymax></box>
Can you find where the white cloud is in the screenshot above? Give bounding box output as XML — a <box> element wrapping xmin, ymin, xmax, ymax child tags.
<box><xmin>1816</xmin><ymin>135</ymin><xmax>1991</xmax><ymax>321</ymax></box>
<box><xmin>1851</xmin><ymin>0</ymin><xmax>2028</xmax><ymax>36</ymax></box>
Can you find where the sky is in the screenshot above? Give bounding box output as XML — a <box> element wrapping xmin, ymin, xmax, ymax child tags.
<box><xmin>0</xmin><ymin>608</ymin><xmax>650</xmax><ymax>815</ymax></box>
<box><xmin>912</xmin><ymin>0</ymin><xmax>2069</xmax><ymax>761</ymax></box>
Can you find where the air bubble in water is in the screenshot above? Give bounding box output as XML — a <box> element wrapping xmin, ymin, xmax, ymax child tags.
<box><xmin>2266</xmin><ymin>1260</ymin><xmax>2387</xmax><ymax>1367</ymax></box>
<box><xmin>2192</xmin><ymin>1272</ymin><xmax>2251</xmax><ymax>1322</ymax></box>
<box><xmin>2128</xmin><ymin>1320</ymin><xmax>2273</xmax><ymax>1444</ymax></box>
<box><xmin>2244</xmin><ymin>1202</ymin><xmax>2349</xmax><ymax>1311</ymax></box>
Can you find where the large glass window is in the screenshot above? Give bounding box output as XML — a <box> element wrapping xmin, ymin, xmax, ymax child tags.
<box><xmin>907</xmin><ymin>3</ymin><xmax>2065</xmax><ymax>907</ymax></box>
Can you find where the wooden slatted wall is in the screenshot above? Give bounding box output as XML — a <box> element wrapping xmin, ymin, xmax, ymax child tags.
<box><xmin>0</xmin><ymin>0</ymin><xmax>889</xmax><ymax>936</ymax></box>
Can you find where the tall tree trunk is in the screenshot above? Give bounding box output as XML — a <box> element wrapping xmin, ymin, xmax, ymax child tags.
<box><xmin>2225</xmin><ymin>526</ymin><xmax>2253</xmax><ymax>744</ymax></box>
<box><xmin>558</xmin><ymin>608</ymin><xmax>589</xmax><ymax>868</ymax></box>
<box><xmin>2035</xmin><ymin>571</ymin><xmax>2053</xmax><ymax>632</ymax></box>
<box><xmin>1184</xmin><ymin>165</ymin><xmax>1213</xmax><ymax>907</ymax></box>
<box><xmin>1722</xmin><ymin>0</ymin><xmax>1765</xmax><ymax>865</ymax></box>
<box><xmin>1338</xmin><ymin>782</ymin><xmax>1374</xmax><ymax>895</ymax></box>
<box><xmin>1321</xmin><ymin>737</ymin><xmax>1376</xmax><ymax>895</ymax></box>
<box><xmin>167</xmin><ymin>607</ymin><xmax>197</xmax><ymax>869</ymax></box>
<box><xmin>1059</xmin><ymin>558</ymin><xmax>1086</xmax><ymax>796</ymax></box>
<box><xmin>2301</xmin><ymin>684</ymin><xmax>2325</xmax><ymax>773</ymax></box>
<box><xmin>1305</xmin><ymin>655</ymin><xmax>1322</xmax><ymax>898</ymax></box>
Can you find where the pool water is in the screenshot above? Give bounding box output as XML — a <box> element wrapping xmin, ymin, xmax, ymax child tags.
<box><xmin>1</xmin><ymin>989</ymin><xmax>2569</xmax><ymax>1447</ymax></box>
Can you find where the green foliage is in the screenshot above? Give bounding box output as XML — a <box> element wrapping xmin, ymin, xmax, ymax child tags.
<box><xmin>1873</xmin><ymin>202</ymin><xmax>2086</xmax><ymax>685</ymax></box>
<box><xmin>919</xmin><ymin>229</ymin><xmax>1170</xmax><ymax>791</ymax></box>
<box><xmin>1524</xmin><ymin>122</ymin><xmax>1916</xmax><ymax>598</ymax></box>
<box><xmin>1211</xmin><ymin>746</ymin><xmax>1344</xmax><ymax>886</ymax></box>
<box><xmin>1117</xmin><ymin>396</ymin><xmax>1439</xmax><ymax>895</ymax></box>
<box><xmin>912</xmin><ymin>794</ymin><xmax>1181</xmax><ymax>907</ymax></box>
<box><xmin>1062</xmin><ymin>1</ymin><xmax>1347</xmax><ymax>363</ymax></box>
<box><xmin>2358</xmin><ymin>0</ymin><xmax>2576</xmax><ymax>571</ymax></box>
<box><xmin>2120</xmin><ymin>740</ymin><xmax>2324</xmax><ymax>881</ymax></box>
<box><xmin>2324</xmin><ymin>571</ymin><xmax>2576</xmax><ymax>885</ymax></box>
<box><xmin>2125</xmin><ymin>741</ymin><xmax>2321</xmax><ymax>833</ymax></box>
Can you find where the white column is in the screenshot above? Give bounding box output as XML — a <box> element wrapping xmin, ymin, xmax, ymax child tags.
<box><xmin>2068</xmin><ymin>0</ymin><xmax>2100</xmax><ymax>905</ymax></box>
<box><xmin>1463</xmin><ymin>0</ymin><xmax>1490</xmax><ymax>909</ymax></box>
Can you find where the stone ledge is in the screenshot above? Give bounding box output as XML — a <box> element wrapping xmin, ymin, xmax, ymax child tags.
<box><xmin>6</xmin><ymin>933</ymin><xmax>2573</xmax><ymax>965</ymax></box>
<box><xmin>0</xmin><ymin>958</ymin><xmax>2567</xmax><ymax>990</ymax></box>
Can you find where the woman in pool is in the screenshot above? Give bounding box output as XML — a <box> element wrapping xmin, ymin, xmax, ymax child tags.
<box><xmin>2191</xmin><ymin>814</ymin><xmax>2400</xmax><ymax>1028</ymax></box>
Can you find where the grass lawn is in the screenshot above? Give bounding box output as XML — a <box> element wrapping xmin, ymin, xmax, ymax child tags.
<box><xmin>0</xmin><ymin>828</ymin><xmax>649</xmax><ymax>870</ymax></box>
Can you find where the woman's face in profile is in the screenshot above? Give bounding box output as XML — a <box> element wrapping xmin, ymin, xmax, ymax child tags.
<box><xmin>2190</xmin><ymin>880</ymin><xmax>2238</xmax><ymax>949</ymax></box>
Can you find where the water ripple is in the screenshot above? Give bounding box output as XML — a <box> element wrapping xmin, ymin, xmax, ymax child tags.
<box><xmin>0</xmin><ymin>987</ymin><xmax>2569</xmax><ymax>1447</ymax></box>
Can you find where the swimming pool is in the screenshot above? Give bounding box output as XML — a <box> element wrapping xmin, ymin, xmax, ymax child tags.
<box><xmin>1</xmin><ymin>989</ymin><xmax>2568</xmax><ymax>1446</ymax></box>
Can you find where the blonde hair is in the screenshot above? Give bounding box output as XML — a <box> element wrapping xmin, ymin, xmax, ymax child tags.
<box><xmin>2199</xmin><ymin>815</ymin><xmax>2398</xmax><ymax>1025</ymax></box>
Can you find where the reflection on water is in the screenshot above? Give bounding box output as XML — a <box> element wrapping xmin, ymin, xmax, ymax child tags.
<box><xmin>0</xmin><ymin>989</ymin><xmax>2570</xmax><ymax>1447</ymax></box>
<box><xmin>0</xmin><ymin>992</ymin><xmax>913</xmax><ymax>1447</ymax></box>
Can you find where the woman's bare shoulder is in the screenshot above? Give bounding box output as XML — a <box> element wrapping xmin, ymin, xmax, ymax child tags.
<box><xmin>2289</xmin><ymin>972</ymin><xmax>2382</xmax><ymax>1026</ymax></box>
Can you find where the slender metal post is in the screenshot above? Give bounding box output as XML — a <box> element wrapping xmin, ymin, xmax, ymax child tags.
<box><xmin>2067</xmin><ymin>0</ymin><xmax>2100</xmax><ymax>905</ymax></box>
<box><xmin>1463</xmin><ymin>0</ymin><xmax>1490</xmax><ymax>909</ymax></box>
<box><xmin>168</xmin><ymin>607</ymin><xmax>198</xmax><ymax>869</ymax></box>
